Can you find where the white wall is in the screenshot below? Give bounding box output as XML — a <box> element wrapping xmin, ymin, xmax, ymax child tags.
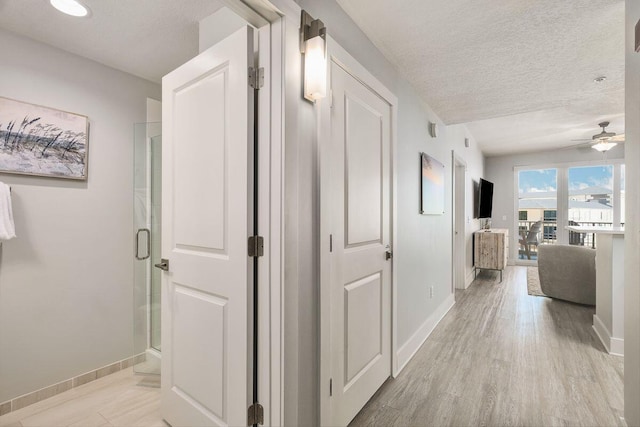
<box><xmin>448</xmin><ymin>127</ymin><xmax>485</xmax><ymax>288</ymax></box>
<box><xmin>485</xmin><ymin>146</ymin><xmax>624</xmax><ymax>262</ymax></box>
<box><xmin>394</xmin><ymin>95</ymin><xmax>484</xmax><ymax>345</ymax></box>
<box><xmin>286</xmin><ymin>1</ymin><xmax>484</xmax><ymax>425</ymax></box>
<box><xmin>0</xmin><ymin>29</ymin><xmax>160</xmax><ymax>403</ymax></box>
<box><xmin>624</xmin><ymin>2</ymin><xmax>640</xmax><ymax>425</ymax></box>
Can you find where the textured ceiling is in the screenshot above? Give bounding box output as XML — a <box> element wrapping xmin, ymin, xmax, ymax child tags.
<box><xmin>0</xmin><ymin>0</ymin><xmax>625</xmax><ymax>155</ymax></box>
<box><xmin>337</xmin><ymin>0</ymin><xmax>625</xmax><ymax>155</ymax></box>
<box><xmin>0</xmin><ymin>0</ymin><xmax>224</xmax><ymax>83</ymax></box>
<box><xmin>466</xmin><ymin>108</ymin><xmax>625</xmax><ymax>156</ymax></box>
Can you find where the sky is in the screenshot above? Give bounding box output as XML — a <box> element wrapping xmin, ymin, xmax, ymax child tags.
<box><xmin>518</xmin><ymin>166</ymin><xmax>616</xmax><ymax>194</ymax></box>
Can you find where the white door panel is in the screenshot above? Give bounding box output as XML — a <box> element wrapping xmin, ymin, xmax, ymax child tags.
<box><xmin>330</xmin><ymin>61</ymin><xmax>392</xmax><ymax>426</ymax></box>
<box><xmin>344</xmin><ymin>272</ymin><xmax>383</xmax><ymax>386</ymax></box>
<box><xmin>161</xmin><ymin>26</ymin><xmax>253</xmax><ymax>427</ymax></box>
<box><xmin>173</xmin><ymin>71</ymin><xmax>227</xmax><ymax>251</ymax></box>
<box><xmin>345</xmin><ymin>96</ymin><xmax>383</xmax><ymax>247</ymax></box>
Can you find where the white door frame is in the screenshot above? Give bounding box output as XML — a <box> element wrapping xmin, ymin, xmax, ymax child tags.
<box><xmin>214</xmin><ymin>1</ymin><xmax>291</xmax><ymax>425</ymax></box>
<box><xmin>319</xmin><ymin>36</ymin><xmax>399</xmax><ymax>426</ymax></box>
<box><xmin>452</xmin><ymin>151</ymin><xmax>467</xmax><ymax>290</ymax></box>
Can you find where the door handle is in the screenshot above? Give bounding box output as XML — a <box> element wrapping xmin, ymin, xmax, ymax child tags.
<box><xmin>154</xmin><ymin>258</ymin><xmax>169</xmax><ymax>271</ymax></box>
<box><xmin>135</xmin><ymin>228</ymin><xmax>151</xmax><ymax>260</ymax></box>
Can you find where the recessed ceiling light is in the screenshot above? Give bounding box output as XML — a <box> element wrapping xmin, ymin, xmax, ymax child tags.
<box><xmin>49</xmin><ymin>0</ymin><xmax>91</xmax><ymax>17</ymax></box>
<box><xmin>593</xmin><ymin>76</ymin><xmax>607</xmax><ymax>83</ymax></box>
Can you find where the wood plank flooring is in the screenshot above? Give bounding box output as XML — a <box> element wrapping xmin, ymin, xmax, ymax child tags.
<box><xmin>350</xmin><ymin>266</ymin><xmax>625</xmax><ymax>427</ymax></box>
<box><xmin>0</xmin><ymin>369</ymin><xmax>164</xmax><ymax>427</ymax></box>
<box><xmin>0</xmin><ymin>266</ymin><xmax>624</xmax><ymax>427</ymax></box>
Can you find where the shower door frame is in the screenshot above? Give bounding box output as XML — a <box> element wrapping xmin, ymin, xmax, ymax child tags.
<box><xmin>134</xmin><ymin>121</ymin><xmax>162</xmax><ymax>373</ymax></box>
<box><xmin>146</xmin><ymin>131</ymin><xmax>162</xmax><ymax>354</ymax></box>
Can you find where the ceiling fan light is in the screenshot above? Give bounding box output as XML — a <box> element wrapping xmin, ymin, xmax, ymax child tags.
<box><xmin>49</xmin><ymin>0</ymin><xmax>90</xmax><ymax>17</ymax></box>
<box><xmin>592</xmin><ymin>141</ymin><xmax>617</xmax><ymax>152</ymax></box>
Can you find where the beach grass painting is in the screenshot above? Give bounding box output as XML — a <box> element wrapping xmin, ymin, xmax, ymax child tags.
<box><xmin>420</xmin><ymin>152</ymin><xmax>445</xmax><ymax>215</ymax></box>
<box><xmin>0</xmin><ymin>97</ymin><xmax>89</xmax><ymax>180</ymax></box>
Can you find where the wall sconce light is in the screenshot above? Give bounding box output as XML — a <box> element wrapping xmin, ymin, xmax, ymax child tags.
<box><xmin>428</xmin><ymin>122</ymin><xmax>438</xmax><ymax>138</ymax></box>
<box><xmin>301</xmin><ymin>10</ymin><xmax>327</xmax><ymax>102</ymax></box>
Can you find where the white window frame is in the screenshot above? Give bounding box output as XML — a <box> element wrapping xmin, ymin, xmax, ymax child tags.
<box><xmin>513</xmin><ymin>159</ymin><xmax>624</xmax><ymax>265</ymax></box>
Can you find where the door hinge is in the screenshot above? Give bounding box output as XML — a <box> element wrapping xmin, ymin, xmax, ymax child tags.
<box><xmin>329</xmin><ymin>234</ymin><xmax>333</xmax><ymax>252</ymax></box>
<box><xmin>248</xmin><ymin>235</ymin><xmax>264</xmax><ymax>257</ymax></box>
<box><xmin>249</xmin><ymin>67</ymin><xmax>264</xmax><ymax>89</ymax></box>
<box><xmin>330</xmin><ymin>378</ymin><xmax>333</xmax><ymax>396</ymax></box>
<box><xmin>248</xmin><ymin>402</ymin><xmax>264</xmax><ymax>425</ymax></box>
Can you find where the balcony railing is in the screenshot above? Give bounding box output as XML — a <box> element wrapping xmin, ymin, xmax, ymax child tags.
<box><xmin>517</xmin><ymin>220</ymin><xmax>617</xmax><ymax>260</ymax></box>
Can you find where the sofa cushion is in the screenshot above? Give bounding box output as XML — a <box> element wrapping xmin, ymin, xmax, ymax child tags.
<box><xmin>537</xmin><ymin>244</ymin><xmax>596</xmax><ymax>306</ymax></box>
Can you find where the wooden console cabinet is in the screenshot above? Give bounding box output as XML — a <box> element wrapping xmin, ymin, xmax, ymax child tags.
<box><xmin>474</xmin><ymin>229</ymin><xmax>509</xmax><ymax>281</ymax></box>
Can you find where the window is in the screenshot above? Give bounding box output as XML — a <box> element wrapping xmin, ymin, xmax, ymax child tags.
<box><xmin>568</xmin><ymin>165</ymin><xmax>614</xmax><ymax>247</ymax></box>
<box><xmin>516</xmin><ymin>162</ymin><xmax>624</xmax><ymax>261</ymax></box>
<box><xmin>568</xmin><ymin>165</ymin><xmax>613</xmax><ymax>225</ymax></box>
<box><xmin>517</xmin><ymin>168</ymin><xmax>557</xmax><ymax>260</ymax></box>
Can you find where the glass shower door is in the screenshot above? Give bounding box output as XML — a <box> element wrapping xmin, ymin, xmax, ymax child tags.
<box><xmin>133</xmin><ymin>122</ymin><xmax>161</xmax><ymax>376</ymax></box>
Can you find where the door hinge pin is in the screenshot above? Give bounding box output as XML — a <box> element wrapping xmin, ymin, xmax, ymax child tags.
<box><xmin>248</xmin><ymin>235</ymin><xmax>264</xmax><ymax>257</ymax></box>
<box><xmin>249</xmin><ymin>67</ymin><xmax>264</xmax><ymax>89</ymax></box>
<box><xmin>248</xmin><ymin>402</ymin><xmax>264</xmax><ymax>425</ymax></box>
<box><xmin>330</xmin><ymin>378</ymin><xmax>333</xmax><ymax>396</ymax></box>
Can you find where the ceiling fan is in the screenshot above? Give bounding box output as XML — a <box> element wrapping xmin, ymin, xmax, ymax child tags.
<box><xmin>570</xmin><ymin>122</ymin><xmax>625</xmax><ymax>152</ymax></box>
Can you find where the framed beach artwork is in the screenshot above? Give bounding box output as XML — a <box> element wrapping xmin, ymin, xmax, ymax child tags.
<box><xmin>420</xmin><ymin>152</ymin><xmax>445</xmax><ymax>215</ymax></box>
<box><xmin>0</xmin><ymin>96</ymin><xmax>89</xmax><ymax>180</ymax></box>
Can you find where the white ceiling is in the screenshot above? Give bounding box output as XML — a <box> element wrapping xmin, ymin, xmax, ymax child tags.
<box><xmin>0</xmin><ymin>0</ymin><xmax>225</xmax><ymax>83</ymax></box>
<box><xmin>337</xmin><ymin>0</ymin><xmax>625</xmax><ymax>155</ymax></box>
<box><xmin>0</xmin><ymin>0</ymin><xmax>625</xmax><ymax>156</ymax></box>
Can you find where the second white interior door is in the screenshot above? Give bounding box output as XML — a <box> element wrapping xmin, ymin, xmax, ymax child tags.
<box><xmin>161</xmin><ymin>26</ymin><xmax>254</xmax><ymax>427</ymax></box>
<box><xmin>329</xmin><ymin>57</ymin><xmax>393</xmax><ymax>426</ymax></box>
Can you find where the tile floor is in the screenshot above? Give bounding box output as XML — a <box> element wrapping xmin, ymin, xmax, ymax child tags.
<box><xmin>0</xmin><ymin>369</ymin><xmax>164</xmax><ymax>427</ymax></box>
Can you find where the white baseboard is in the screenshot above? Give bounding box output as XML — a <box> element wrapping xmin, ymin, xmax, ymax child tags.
<box><xmin>464</xmin><ymin>270</ymin><xmax>475</xmax><ymax>289</ymax></box>
<box><xmin>593</xmin><ymin>314</ymin><xmax>624</xmax><ymax>356</ymax></box>
<box><xmin>456</xmin><ymin>271</ymin><xmax>474</xmax><ymax>290</ymax></box>
<box><xmin>395</xmin><ymin>293</ymin><xmax>455</xmax><ymax>375</ymax></box>
<box><xmin>592</xmin><ymin>315</ymin><xmax>610</xmax><ymax>352</ymax></box>
<box><xmin>610</xmin><ymin>337</ymin><xmax>624</xmax><ymax>356</ymax></box>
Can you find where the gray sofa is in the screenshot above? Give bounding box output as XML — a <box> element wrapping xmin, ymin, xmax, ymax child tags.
<box><xmin>537</xmin><ymin>244</ymin><xmax>596</xmax><ymax>306</ymax></box>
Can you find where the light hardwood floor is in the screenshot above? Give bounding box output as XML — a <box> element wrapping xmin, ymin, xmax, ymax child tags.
<box><xmin>0</xmin><ymin>266</ymin><xmax>624</xmax><ymax>427</ymax></box>
<box><xmin>0</xmin><ymin>368</ymin><xmax>164</xmax><ymax>427</ymax></box>
<box><xmin>350</xmin><ymin>266</ymin><xmax>625</xmax><ymax>427</ymax></box>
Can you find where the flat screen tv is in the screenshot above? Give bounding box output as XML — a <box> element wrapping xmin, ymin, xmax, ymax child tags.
<box><xmin>477</xmin><ymin>178</ymin><xmax>494</xmax><ymax>219</ymax></box>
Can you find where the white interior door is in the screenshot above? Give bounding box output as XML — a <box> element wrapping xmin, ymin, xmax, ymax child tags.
<box><xmin>160</xmin><ymin>26</ymin><xmax>254</xmax><ymax>427</ymax></box>
<box><xmin>329</xmin><ymin>60</ymin><xmax>392</xmax><ymax>426</ymax></box>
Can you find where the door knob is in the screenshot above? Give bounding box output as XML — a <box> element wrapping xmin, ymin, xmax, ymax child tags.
<box><xmin>154</xmin><ymin>258</ymin><xmax>169</xmax><ymax>271</ymax></box>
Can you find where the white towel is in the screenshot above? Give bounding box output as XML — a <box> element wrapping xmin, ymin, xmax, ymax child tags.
<box><xmin>0</xmin><ymin>182</ymin><xmax>16</xmax><ymax>241</ymax></box>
